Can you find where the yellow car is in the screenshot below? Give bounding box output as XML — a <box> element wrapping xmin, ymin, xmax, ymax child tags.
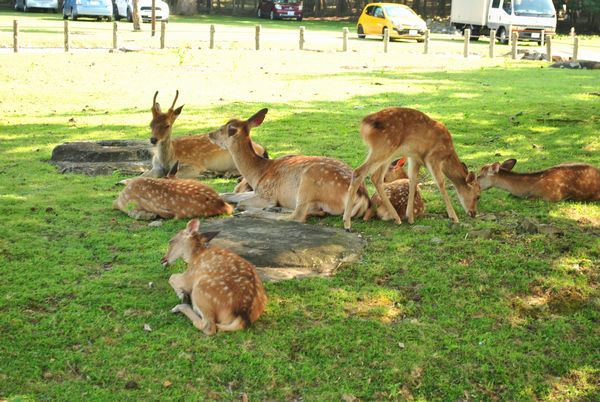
<box><xmin>357</xmin><ymin>3</ymin><xmax>427</xmax><ymax>42</ymax></box>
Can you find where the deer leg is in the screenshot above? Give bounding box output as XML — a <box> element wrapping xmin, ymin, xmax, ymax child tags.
<box><xmin>406</xmin><ymin>159</ymin><xmax>421</xmax><ymax>224</ymax></box>
<box><xmin>371</xmin><ymin>163</ymin><xmax>402</xmax><ymax>224</ymax></box>
<box><xmin>427</xmin><ymin>162</ymin><xmax>459</xmax><ymax>223</ymax></box>
<box><xmin>175</xmin><ymin>164</ymin><xmax>202</xmax><ymax>179</ymax></box>
<box><xmin>168</xmin><ymin>274</ymin><xmax>192</xmax><ymax>303</ymax></box>
<box><xmin>128</xmin><ymin>208</ymin><xmax>159</xmax><ymax>220</ymax></box>
<box><xmin>216</xmin><ymin>316</ymin><xmax>246</xmax><ymax>332</ymax></box>
<box><xmin>171</xmin><ymin>303</ymin><xmax>216</xmax><ymax>335</ymax></box>
<box><xmin>343</xmin><ymin>158</ymin><xmax>386</xmax><ymax>230</ymax></box>
<box><xmin>237</xmin><ymin>195</ymin><xmax>276</xmax><ymax>210</ymax></box>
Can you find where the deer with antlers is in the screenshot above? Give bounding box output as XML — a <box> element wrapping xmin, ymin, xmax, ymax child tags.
<box><xmin>363</xmin><ymin>158</ymin><xmax>426</xmax><ymax>222</ymax></box>
<box><xmin>162</xmin><ymin>219</ymin><xmax>267</xmax><ymax>335</ymax></box>
<box><xmin>477</xmin><ymin>159</ymin><xmax>600</xmax><ymax>201</ymax></box>
<box><xmin>114</xmin><ymin>162</ymin><xmax>233</xmax><ymax>220</ymax></box>
<box><xmin>343</xmin><ymin>108</ymin><xmax>480</xmax><ymax>230</ymax></box>
<box><xmin>144</xmin><ymin>90</ymin><xmax>268</xmax><ymax>179</ymax></box>
<box><xmin>208</xmin><ymin>108</ymin><xmax>370</xmax><ymax>223</ymax></box>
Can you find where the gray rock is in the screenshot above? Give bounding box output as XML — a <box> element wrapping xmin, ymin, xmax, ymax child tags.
<box><xmin>411</xmin><ymin>225</ymin><xmax>431</xmax><ymax>232</ymax></box>
<box><xmin>430</xmin><ymin>237</ymin><xmax>443</xmax><ymax>245</ymax></box>
<box><xmin>518</xmin><ymin>217</ymin><xmax>539</xmax><ymax>234</ymax></box>
<box><xmin>199</xmin><ymin>216</ymin><xmax>365</xmax><ymax>281</ymax></box>
<box><xmin>468</xmin><ymin>229</ymin><xmax>493</xmax><ymax>239</ymax></box>
<box><xmin>148</xmin><ymin>220</ymin><xmax>163</xmax><ymax>228</ymax></box>
<box><xmin>537</xmin><ymin>224</ymin><xmax>563</xmax><ymax>236</ymax></box>
<box><xmin>550</xmin><ymin>60</ymin><xmax>600</xmax><ymax>69</ymax></box>
<box><xmin>479</xmin><ymin>214</ymin><xmax>497</xmax><ymax>221</ymax></box>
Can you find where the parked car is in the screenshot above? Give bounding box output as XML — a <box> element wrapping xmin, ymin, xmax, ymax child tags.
<box><xmin>257</xmin><ymin>0</ymin><xmax>303</xmax><ymax>21</ymax></box>
<box><xmin>15</xmin><ymin>0</ymin><xmax>58</xmax><ymax>13</ymax></box>
<box><xmin>63</xmin><ymin>0</ymin><xmax>113</xmax><ymax>21</ymax></box>
<box><xmin>113</xmin><ymin>0</ymin><xmax>170</xmax><ymax>22</ymax></box>
<box><xmin>357</xmin><ymin>2</ymin><xmax>427</xmax><ymax>42</ymax></box>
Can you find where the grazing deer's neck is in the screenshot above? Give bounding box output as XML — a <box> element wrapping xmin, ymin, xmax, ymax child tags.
<box><xmin>491</xmin><ymin>170</ymin><xmax>538</xmax><ymax>196</ymax></box>
<box><xmin>443</xmin><ymin>155</ymin><xmax>469</xmax><ymax>189</ymax></box>
<box><xmin>230</xmin><ymin>136</ymin><xmax>270</xmax><ymax>188</ymax></box>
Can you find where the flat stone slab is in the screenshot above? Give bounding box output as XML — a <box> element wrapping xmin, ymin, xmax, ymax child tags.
<box><xmin>199</xmin><ymin>216</ymin><xmax>365</xmax><ymax>281</ymax></box>
<box><xmin>550</xmin><ymin>60</ymin><xmax>600</xmax><ymax>69</ymax></box>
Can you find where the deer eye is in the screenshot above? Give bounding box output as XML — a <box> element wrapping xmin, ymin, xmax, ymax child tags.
<box><xmin>163</xmin><ymin>124</ymin><xmax>170</xmax><ymax>129</ymax></box>
<box><xmin>228</xmin><ymin>125</ymin><xmax>238</xmax><ymax>136</ymax></box>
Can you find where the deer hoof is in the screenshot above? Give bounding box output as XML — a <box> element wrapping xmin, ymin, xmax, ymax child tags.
<box><xmin>171</xmin><ymin>304</ymin><xmax>185</xmax><ymax>314</ymax></box>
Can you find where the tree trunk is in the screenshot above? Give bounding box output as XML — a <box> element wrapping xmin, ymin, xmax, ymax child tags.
<box><xmin>132</xmin><ymin>0</ymin><xmax>141</xmax><ymax>31</ymax></box>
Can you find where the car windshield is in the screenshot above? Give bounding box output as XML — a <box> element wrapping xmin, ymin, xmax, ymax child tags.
<box><xmin>513</xmin><ymin>0</ymin><xmax>555</xmax><ymax>17</ymax></box>
<box><xmin>383</xmin><ymin>6</ymin><xmax>417</xmax><ymax>18</ymax></box>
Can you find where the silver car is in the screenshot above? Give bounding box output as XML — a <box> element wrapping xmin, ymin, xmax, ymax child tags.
<box><xmin>15</xmin><ymin>0</ymin><xmax>59</xmax><ymax>12</ymax></box>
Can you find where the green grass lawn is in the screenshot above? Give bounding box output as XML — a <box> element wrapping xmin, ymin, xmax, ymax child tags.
<box><xmin>0</xmin><ymin>42</ymin><xmax>599</xmax><ymax>401</ymax></box>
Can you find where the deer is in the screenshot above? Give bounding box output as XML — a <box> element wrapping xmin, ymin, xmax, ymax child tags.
<box><xmin>162</xmin><ymin>219</ymin><xmax>267</xmax><ymax>335</ymax></box>
<box><xmin>208</xmin><ymin>108</ymin><xmax>370</xmax><ymax>223</ymax></box>
<box><xmin>363</xmin><ymin>158</ymin><xmax>426</xmax><ymax>222</ymax></box>
<box><xmin>143</xmin><ymin>90</ymin><xmax>268</xmax><ymax>179</ymax></box>
<box><xmin>343</xmin><ymin>107</ymin><xmax>480</xmax><ymax>230</ymax></box>
<box><xmin>114</xmin><ymin>162</ymin><xmax>233</xmax><ymax>220</ymax></box>
<box><xmin>477</xmin><ymin>159</ymin><xmax>600</xmax><ymax>201</ymax></box>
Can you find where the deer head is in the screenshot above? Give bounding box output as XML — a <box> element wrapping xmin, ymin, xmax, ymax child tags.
<box><xmin>456</xmin><ymin>162</ymin><xmax>481</xmax><ymax>218</ymax></box>
<box><xmin>150</xmin><ymin>90</ymin><xmax>184</xmax><ymax>145</ymax></box>
<box><xmin>208</xmin><ymin>108</ymin><xmax>268</xmax><ymax>150</ymax></box>
<box><xmin>160</xmin><ymin>219</ymin><xmax>220</xmax><ymax>266</ymax></box>
<box><xmin>477</xmin><ymin>159</ymin><xmax>517</xmax><ymax>190</ymax></box>
<box><xmin>384</xmin><ymin>157</ymin><xmax>408</xmax><ymax>182</ymax></box>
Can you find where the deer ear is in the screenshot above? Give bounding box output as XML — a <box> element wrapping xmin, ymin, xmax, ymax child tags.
<box><xmin>152</xmin><ymin>103</ymin><xmax>161</xmax><ymax>115</ymax></box>
<box><xmin>466</xmin><ymin>171</ymin><xmax>476</xmax><ymax>183</ymax></box>
<box><xmin>186</xmin><ymin>219</ymin><xmax>200</xmax><ymax>234</ymax></box>
<box><xmin>247</xmin><ymin>108</ymin><xmax>268</xmax><ymax>128</ymax></box>
<box><xmin>167</xmin><ymin>161</ymin><xmax>180</xmax><ymax>177</ymax></box>
<box><xmin>171</xmin><ymin>105</ymin><xmax>184</xmax><ymax>120</ymax></box>
<box><xmin>201</xmin><ymin>231</ymin><xmax>220</xmax><ymax>244</ymax></box>
<box><xmin>501</xmin><ymin>159</ymin><xmax>517</xmax><ymax>171</ymax></box>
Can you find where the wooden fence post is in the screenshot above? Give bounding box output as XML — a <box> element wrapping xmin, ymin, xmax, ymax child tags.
<box><xmin>489</xmin><ymin>29</ymin><xmax>496</xmax><ymax>58</ymax></box>
<box><xmin>511</xmin><ymin>31</ymin><xmax>518</xmax><ymax>59</ymax></box>
<box><xmin>255</xmin><ymin>25</ymin><xmax>260</xmax><ymax>50</ymax></box>
<box><xmin>508</xmin><ymin>25</ymin><xmax>513</xmax><ymax>46</ymax></box>
<box><xmin>423</xmin><ymin>29</ymin><xmax>430</xmax><ymax>54</ymax></box>
<box><xmin>383</xmin><ymin>28</ymin><xmax>389</xmax><ymax>53</ymax></box>
<box><xmin>13</xmin><ymin>20</ymin><xmax>18</xmax><ymax>53</ymax></box>
<box><xmin>64</xmin><ymin>20</ymin><xmax>70</xmax><ymax>52</ymax></box>
<box><xmin>573</xmin><ymin>36</ymin><xmax>579</xmax><ymax>60</ymax></box>
<box><xmin>209</xmin><ymin>25</ymin><xmax>215</xmax><ymax>49</ymax></box>
<box><xmin>299</xmin><ymin>26</ymin><xmax>305</xmax><ymax>50</ymax></box>
<box><xmin>342</xmin><ymin>27</ymin><xmax>348</xmax><ymax>52</ymax></box>
<box><xmin>545</xmin><ymin>35</ymin><xmax>552</xmax><ymax>62</ymax></box>
<box><xmin>112</xmin><ymin>22</ymin><xmax>118</xmax><ymax>50</ymax></box>
<box><xmin>463</xmin><ymin>28</ymin><xmax>470</xmax><ymax>58</ymax></box>
<box><xmin>160</xmin><ymin>21</ymin><xmax>166</xmax><ymax>49</ymax></box>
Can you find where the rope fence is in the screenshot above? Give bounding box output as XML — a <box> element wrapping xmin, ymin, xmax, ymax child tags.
<box><xmin>4</xmin><ymin>19</ymin><xmax>599</xmax><ymax>61</ymax></box>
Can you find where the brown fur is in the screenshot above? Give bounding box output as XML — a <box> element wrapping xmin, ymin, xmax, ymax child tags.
<box><xmin>143</xmin><ymin>91</ymin><xmax>266</xmax><ymax>179</ymax></box>
<box><xmin>477</xmin><ymin>159</ymin><xmax>600</xmax><ymax>201</ymax></box>
<box><xmin>163</xmin><ymin>220</ymin><xmax>267</xmax><ymax>335</ymax></box>
<box><xmin>114</xmin><ymin>163</ymin><xmax>233</xmax><ymax>220</ymax></box>
<box><xmin>208</xmin><ymin>109</ymin><xmax>370</xmax><ymax>223</ymax></box>
<box><xmin>343</xmin><ymin>107</ymin><xmax>480</xmax><ymax>230</ymax></box>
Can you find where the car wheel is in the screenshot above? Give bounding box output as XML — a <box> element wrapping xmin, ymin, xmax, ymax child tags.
<box><xmin>497</xmin><ymin>27</ymin><xmax>508</xmax><ymax>45</ymax></box>
<box><xmin>127</xmin><ymin>7</ymin><xmax>132</xmax><ymax>22</ymax></box>
<box><xmin>269</xmin><ymin>10</ymin><xmax>275</xmax><ymax>20</ymax></box>
<box><xmin>382</xmin><ymin>27</ymin><xmax>388</xmax><ymax>41</ymax></box>
<box><xmin>63</xmin><ymin>7</ymin><xmax>68</xmax><ymax>19</ymax></box>
<box><xmin>296</xmin><ymin>17</ymin><xmax>302</xmax><ymax>21</ymax></box>
<box><xmin>23</xmin><ymin>1</ymin><xmax>28</xmax><ymax>12</ymax></box>
<box><xmin>416</xmin><ymin>38</ymin><xmax>424</xmax><ymax>43</ymax></box>
<box><xmin>357</xmin><ymin>24</ymin><xmax>365</xmax><ymax>39</ymax></box>
<box><xmin>107</xmin><ymin>16</ymin><xmax>112</xmax><ymax>22</ymax></box>
<box><xmin>71</xmin><ymin>8</ymin><xmax>78</xmax><ymax>20</ymax></box>
<box><xmin>257</xmin><ymin>8</ymin><xmax>261</xmax><ymax>18</ymax></box>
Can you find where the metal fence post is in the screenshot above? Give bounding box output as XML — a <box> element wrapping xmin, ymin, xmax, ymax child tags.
<box><xmin>423</xmin><ymin>29</ymin><xmax>430</xmax><ymax>54</ymax></box>
<box><xmin>112</xmin><ymin>22</ymin><xmax>118</xmax><ymax>50</ymax></box>
<box><xmin>342</xmin><ymin>27</ymin><xmax>348</xmax><ymax>52</ymax></box>
<box><xmin>383</xmin><ymin>28</ymin><xmax>389</xmax><ymax>53</ymax></box>
<box><xmin>463</xmin><ymin>28</ymin><xmax>470</xmax><ymax>58</ymax></box>
<box><xmin>545</xmin><ymin>35</ymin><xmax>552</xmax><ymax>62</ymax></box>
<box><xmin>160</xmin><ymin>21</ymin><xmax>166</xmax><ymax>49</ymax></box>
<box><xmin>489</xmin><ymin>29</ymin><xmax>496</xmax><ymax>58</ymax></box>
<box><xmin>511</xmin><ymin>31</ymin><xmax>518</xmax><ymax>59</ymax></box>
<box><xmin>255</xmin><ymin>25</ymin><xmax>261</xmax><ymax>50</ymax></box>
<box><xmin>209</xmin><ymin>24</ymin><xmax>215</xmax><ymax>49</ymax></box>
<box><xmin>299</xmin><ymin>26</ymin><xmax>305</xmax><ymax>50</ymax></box>
<box><xmin>13</xmin><ymin>20</ymin><xmax>18</xmax><ymax>53</ymax></box>
<box><xmin>64</xmin><ymin>20</ymin><xmax>70</xmax><ymax>52</ymax></box>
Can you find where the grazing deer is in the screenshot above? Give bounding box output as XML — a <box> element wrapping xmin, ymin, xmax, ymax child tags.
<box><xmin>343</xmin><ymin>107</ymin><xmax>480</xmax><ymax>230</ymax></box>
<box><xmin>477</xmin><ymin>159</ymin><xmax>600</xmax><ymax>201</ymax></box>
<box><xmin>143</xmin><ymin>90</ymin><xmax>268</xmax><ymax>179</ymax></box>
<box><xmin>162</xmin><ymin>219</ymin><xmax>267</xmax><ymax>335</ymax></box>
<box><xmin>364</xmin><ymin>159</ymin><xmax>426</xmax><ymax>221</ymax></box>
<box><xmin>208</xmin><ymin>108</ymin><xmax>370</xmax><ymax>223</ymax></box>
<box><xmin>114</xmin><ymin>162</ymin><xmax>233</xmax><ymax>220</ymax></box>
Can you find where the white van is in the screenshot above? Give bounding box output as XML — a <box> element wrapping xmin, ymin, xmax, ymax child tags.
<box><xmin>451</xmin><ymin>0</ymin><xmax>557</xmax><ymax>44</ymax></box>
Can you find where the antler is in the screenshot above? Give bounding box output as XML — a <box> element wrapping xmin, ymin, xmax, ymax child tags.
<box><xmin>170</xmin><ymin>90</ymin><xmax>179</xmax><ymax>111</ymax></box>
<box><xmin>152</xmin><ymin>91</ymin><xmax>159</xmax><ymax>109</ymax></box>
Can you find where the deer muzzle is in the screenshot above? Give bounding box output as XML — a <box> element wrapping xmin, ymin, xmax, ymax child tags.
<box><xmin>160</xmin><ymin>256</ymin><xmax>169</xmax><ymax>266</ymax></box>
<box><xmin>150</xmin><ymin>137</ymin><xmax>158</xmax><ymax>145</ymax></box>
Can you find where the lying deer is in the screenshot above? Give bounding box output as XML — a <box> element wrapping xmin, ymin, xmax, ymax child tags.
<box><xmin>364</xmin><ymin>158</ymin><xmax>426</xmax><ymax>221</ymax></box>
<box><xmin>114</xmin><ymin>162</ymin><xmax>233</xmax><ymax>220</ymax></box>
<box><xmin>208</xmin><ymin>108</ymin><xmax>370</xmax><ymax>223</ymax></box>
<box><xmin>162</xmin><ymin>219</ymin><xmax>267</xmax><ymax>335</ymax></box>
<box><xmin>477</xmin><ymin>159</ymin><xmax>600</xmax><ymax>201</ymax></box>
<box><xmin>143</xmin><ymin>90</ymin><xmax>268</xmax><ymax>179</ymax></box>
<box><xmin>343</xmin><ymin>107</ymin><xmax>480</xmax><ymax>230</ymax></box>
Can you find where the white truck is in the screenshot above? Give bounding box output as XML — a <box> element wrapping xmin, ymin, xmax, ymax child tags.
<box><xmin>450</xmin><ymin>0</ymin><xmax>557</xmax><ymax>44</ymax></box>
